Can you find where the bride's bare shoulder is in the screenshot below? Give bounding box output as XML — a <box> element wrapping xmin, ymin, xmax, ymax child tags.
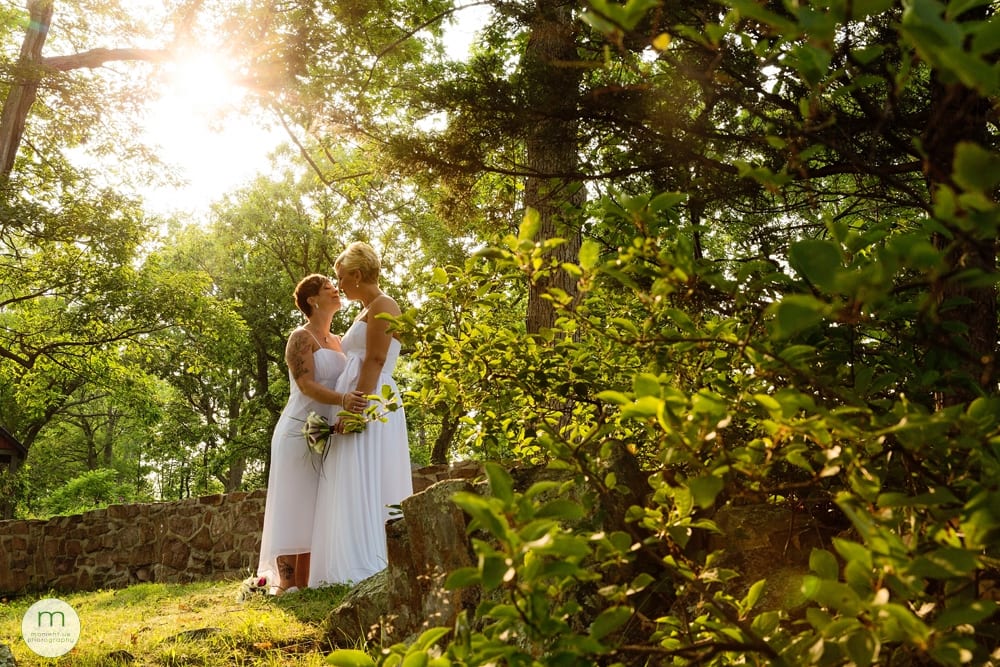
<box><xmin>367</xmin><ymin>293</ymin><xmax>401</xmax><ymax>317</ymax></box>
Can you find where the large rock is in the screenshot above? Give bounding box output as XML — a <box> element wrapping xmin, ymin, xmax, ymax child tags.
<box><xmin>322</xmin><ymin>457</ymin><xmax>852</xmax><ymax>651</ymax></box>
<box><xmin>322</xmin><ymin>478</ymin><xmax>478</xmax><ymax>646</ymax></box>
<box><xmin>321</xmin><ymin>456</ymin><xmax>657</xmax><ymax>648</ymax></box>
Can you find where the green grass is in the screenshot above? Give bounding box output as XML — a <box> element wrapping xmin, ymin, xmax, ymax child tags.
<box><xmin>0</xmin><ymin>579</ymin><xmax>352</xmax><ymax>666</ymax></box>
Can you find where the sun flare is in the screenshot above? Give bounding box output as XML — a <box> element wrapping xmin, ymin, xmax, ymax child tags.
<box><xmin>141</xmin><ymin>51</ymin><xmax>281</xmax><ymax>217</ymax></box>
<box><xmin>155</xmin><ymin>52</ymin><xmax>245</xmax><ymax>125</ymax></box>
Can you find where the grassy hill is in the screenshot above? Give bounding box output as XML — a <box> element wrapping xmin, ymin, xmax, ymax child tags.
<box><xmin>0</xmin><ymin>579</ymin><xmax>350</xmax><ymax>665</ymax></box>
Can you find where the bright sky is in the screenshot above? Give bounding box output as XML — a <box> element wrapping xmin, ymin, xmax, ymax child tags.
<box><xmin>138</xmin><ymin>52</ymin><xmax>282</xmax><ymax>220</ymax></box>
<box><xmin>140</xmin><ymin>5</ymin><xmax>491</xmax><ymax>221</ymax></box>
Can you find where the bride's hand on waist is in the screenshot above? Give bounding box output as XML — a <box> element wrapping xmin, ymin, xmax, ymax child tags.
<box><xmin>342</xmin><ymin>389</ymin><xmax>367</xmax><ymax>413</ymax></box>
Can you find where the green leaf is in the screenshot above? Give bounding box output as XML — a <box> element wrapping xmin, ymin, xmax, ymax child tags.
<box><xmin>452</xmin><ymin>492</ymin><xmax>508</xmax><ymax>538</ymax></box>
<box><xmin>878</xmin><ymin>602</ymin><xmax>931</xmax><ymax>643</ymax></box>
<box><xmin>810</xmin><ymin>548</ymin><xmax>840</xmax><ymax>580</ymax></box>
<box><xmin>621</xmin><ymin>396</ymin><xmax>662</xmax><ymax>419</ymax></box>
<box><xmin>742</xmin><ymin>579</ymin><xmax>767</xmax><ymax>612</ymax></box>
<box><xmin>770</xmin><ymin>295</ymin><xmax>828</xmax><ymax>339</ymax></box>
<box><xmin>752</xmin><ymin>610</ymin><xmax>780</xmax><ymax>634</ymax></box>
<box><xmin>907</xmin><ymin>547</ymin><xmax>980</xmax><ymax>578</ymax></box>
<box><xmin>524</xmin><ymin>480</ymin><xmax>562</xmax><ymax>500</ymax></box>
<box><xmin>485</xmin><ymin>461</ymin><xmax>514</xmax><ymax>505</ymax></box>
<box><xmin>589</xmin><ymin>605</ymin><xmax>633</xmax><ymax>640</ymax></box>
<box><xmin>953</xmin><ymin>142</ymin><xmax>1000</xmax><ymax>193</ymax></box>
<box><xmin>789</xmin><ymin>239</ymin><xmax>842</xmax><ymax>291</ymax></box>
<box><xmin>971</xmin><ymin>14</ymin><xmax>1000</xmax><ymax>54</ymax></box>
<box><xmin>933</xmin><ymin>600</ymin><xmax>998</xmax><ymax>629</ymax></box>
<box><xmin>672</xmin><ymin>485</ymin><xmax>694</xmax><ymax>519</ymax></box>
<box><xmin>481</xmin><ymin>553</ymin><xmax>511</xmax><ymax>590</ymax></box>
<box><xmin>536</xmin><ymin>498</ymin><xmax>585</xmax><ymax>520</ymax></box>
<box><xmin>604</xmin><ymin>471</ymin><xmax>617</xmax><ymax>490</ymax></box>
<box><xmin>325</xmin><ymin>649</ymin><xmax>376</xmax><ymax>667</ymax></box>
<box><xmin>801</xmin><ymin>576</ymin><xmax>863</xmax><ymax>615</ymax></box>
<box><xmin>753</xmin><ymin>393</ymin><xmax>782</xmax><ymax>417</ymax></box>
<box><xmin>633</xmin><ymin>373</ymin><xmax>661</xmax><ymax>397</ymax></box>
<box><xmin>904</xmin><ymin>0</ymin><xmax>963</xmax><ymax>49</ymax></box>
<box><xmin>806</xmin><ymin>607</ymin><xmax>834</xmax><ymax>631</ymax></box>
<box><xmin>401</xmin><ymin>652</ymin><xmax>429</xmax><ymax>667</ymax></box>
<box><xmin>791</xmin><ymin>43</ymin><xmax>833</xmax><ymax>85</ymax></box>
<box><xmin>687</xmin><ymin>474</ymin><xmax>724</xmax><ymax>509</ymax></box>
<box><xmin>596</xmin><ymin>390</ymin><xmax>630</xmax><ymax>405</ymax></box>
<box><xmin>851</xmin><ymin>0</ymin><xmax>895</xmax><ymax>18</ymax></box>
<box><xmin>519</xmin><ymin>208</ymin><xmax>541</xmax><ymax>241</ymax></box>
<box><xmin>785</xmin><ymin>448</ymin><xmax>815</xmax><ymax>473</ymax></box>
<box><xmin>966</xmin><ymin>396</ymin><xmax>1000</xmax><ymax>428</ymax></box>
<box><xmin>629</xmin><ymin>572</ymin><xmax>655</xmax><ymax>594</ymax></box>
<box><xmin>649</xmin><ymin>191</ymin><xmax>687</xmax><ymax>210</ymax></box>
<box><xmin>844</xmin><ymin>560</ymin><xmax>872</xmax><ymax>593</ymax></box>
<box><xmin>579</xmin><ymin>239</ymin><xmax>601</xmax><ymax>270</ymax></box>
<box><xmin>946</xmin><ymin>0</ymin><xmax>992</xmax><ymax>20</ymax></box>
<box><xmin>832</xmin><ymin>538</ymin><xmax>872</xmax><ymax>570</ymax></box>
<box><xmin>410</xmin><ymin>627</ymin><xmax>451</xmax><ymax>652</ymax></box>
<box><xmin>612</xmin><ymin>317</ymin><xmax>640</xmax><ymax>336</ymax></box>
<box><xmin>843</xmin><ymin>629</ymin><xmax>878</xmax><ymax>666</ymax></box>
<box><xmin>620</xmin><ymin>0</ymin><xmax>661</xmax><ymax>30</ymax></box>
<box><xmin>444</xmin><ymin>567</ymin><xmax>481</xmax><ymax>589</ymax></box>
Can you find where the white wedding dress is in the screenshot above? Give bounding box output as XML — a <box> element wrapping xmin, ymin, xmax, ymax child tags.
<box><xmin>256</xmin><ymin>333</ymin><xmax>345</xmax><ymax>585</ymax></box>
<box><xmin>309</xmin><ymin>320</ymin><xmax>413</xmax><ymax>586</ymax></box>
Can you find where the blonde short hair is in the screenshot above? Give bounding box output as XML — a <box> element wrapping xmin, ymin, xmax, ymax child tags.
<box><xmin>335</xmin><ymin>242</ymin><xmax>381</xmax><ymax>283</ymax></box>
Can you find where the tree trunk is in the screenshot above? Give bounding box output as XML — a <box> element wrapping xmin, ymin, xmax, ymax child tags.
<box><xmin>225</xmin><ymin>456</ymin><xmax>246</xmax><ymax>492</ymax></box>
<box><xmin>103</xmin><ymin>411</ymin><xmax>116</xmax><ymax>466</ymax></box>
<box><xmin>0</xmin><ymin>0</ymin><xmax>170</xmax><ymax>183</ymax></box>
<box><xmin>430</xmin><ymin>411</ymin><xmax>461</xmax><ymax>464</ymax></box>
<box><xmin>923</xmin><ymin>76</ymin><xmax>997</xmax><ymax>404</ymax></box>
<box><xmin>522</xmin><ymin>0</ymin><xmax>584</xmax><ymax>334</ymax></box>
<box><xmin>0</xmin><ymin>0</ymin><xmax>53</xmax><ymax>181</ymax></box>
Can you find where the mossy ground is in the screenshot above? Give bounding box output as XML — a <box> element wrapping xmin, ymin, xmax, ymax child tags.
<box><xmin>0</xmin><ymin>579</ymin><xmax>351</xmax><ymax>666</ymax></box>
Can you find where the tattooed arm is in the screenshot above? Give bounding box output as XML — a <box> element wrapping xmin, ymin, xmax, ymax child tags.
<box><xmin>284</xmin><ymin>329</ymin><xmax>354</xmax><ymax>408</ymax></box>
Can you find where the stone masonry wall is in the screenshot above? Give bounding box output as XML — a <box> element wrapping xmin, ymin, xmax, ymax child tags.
<box><xmin>0</xmin><ymin>490</ymin><xmax>267</xmax><ymax>595</ymax></box>
<box><xmin>0</xmin><ymin>462</ymin><xmax>482</xmax><ymax>596</ymax></box>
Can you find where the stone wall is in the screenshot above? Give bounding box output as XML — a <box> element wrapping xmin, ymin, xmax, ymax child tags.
<box><xmin>0</xmin><ymin>462</ymin><xmax>483</xmax><ymax>596</ymax></box>
<box><xmin>0</xmin><ymin>490</ymin><xmax>267</xmax><ymax>595</ymax></box>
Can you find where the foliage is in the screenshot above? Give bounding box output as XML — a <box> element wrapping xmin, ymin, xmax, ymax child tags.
<box><xmin>332</xmin><ymin>203</ymin><xmax>1000</xmax><ymax>666</ymax></box>
<box><xmin>38</xmin><ymin>468</ymin><xmax>140</xmax><ymax>517</ymax></box>
<box><xmin>327</xmin><ymin>1</ymin><xmax>1000</xmax><ymax>665</ymax></box>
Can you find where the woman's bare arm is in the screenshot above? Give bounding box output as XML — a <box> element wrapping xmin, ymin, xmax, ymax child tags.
<box><xmin>354</xmin><ymin>295</ymin><xmax>401</xmax><ymax>395</ymax></box>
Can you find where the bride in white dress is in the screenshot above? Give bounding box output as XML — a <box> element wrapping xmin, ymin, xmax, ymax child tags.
<box><xmin>256</xmin><ymin>274</ymin><xmax>368</xmax><ymax>594</ymax></box>
<box><xmin>310</xmin><ymin>242</ymin><xmax>413</xmax><ymax>586</ymax></box>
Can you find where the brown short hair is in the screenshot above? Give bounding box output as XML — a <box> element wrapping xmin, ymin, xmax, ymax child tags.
<box><xmin>293</xmin><ymin>274</ymin><xmax>329</xmax><ymax>317</ymax></box>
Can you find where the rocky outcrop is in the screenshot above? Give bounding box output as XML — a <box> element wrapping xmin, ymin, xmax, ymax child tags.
<box><xmin>319</xmin><ymin>462</ymin><xmax>839</xmax><ymax>648</ymax></box>
<box><xmin>321</xmin><ymin>478</ymin><xmax>480</xmax><ymax>646</ymax></box>
<box><xmin>410</xmin><ymin>460</ymin><xmax>482</xmax><ymax>493</ymax></box>
<box><xmin>321</xmin><ymin>464</ymin><xmax>588</xmax><ymax>647</ymax></box>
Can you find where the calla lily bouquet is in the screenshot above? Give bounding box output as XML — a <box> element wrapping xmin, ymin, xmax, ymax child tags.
<box><xmin>301</xmin><ymin>412</ymin><xmax>336</xmax><ymax>455</ymax></box>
